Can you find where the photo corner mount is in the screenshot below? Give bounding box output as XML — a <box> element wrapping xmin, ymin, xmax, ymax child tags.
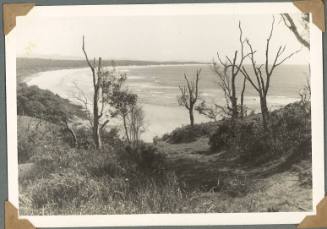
<box><xmin>293</xmin><ymin>0</ymin><xmax>325</xmax><ymax>31</ymax></box>
<box><xmin>298</xmin><ymin>196</ymin><xmax>327</xmax><ymax>228</ymax></box>
<box><xmin>5</xmin><ymin>201</ymin><xmax>35</xmax><ymax>229</ymax></box>
<box><xmin>2</xmin><ymin>3</ymin><xmax>35</xmax><ymax>36</ymax></box>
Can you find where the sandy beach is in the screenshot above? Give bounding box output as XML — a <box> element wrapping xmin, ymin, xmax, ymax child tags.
<box><xmin>25</xmin><ymin>64</ymin><xmax>306</xmax><ymax>142</ymax></box>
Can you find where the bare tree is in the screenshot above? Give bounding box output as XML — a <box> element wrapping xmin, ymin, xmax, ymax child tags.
<box><xmin>178</xmin><ymin>69</ymin><xmax>201</xmax><ymax>126</ymax></box>
<box><xmin>82</xmin><ymin>36</ymin><xmax>126</xmax><ymax>149</ymax></box>
<box><xmin>213</xmin><ymin>22</ymin><xmax>250</xmax><ymax>119</ymax></box>
<box><xmin>281</xmin><ymin>13</ymin><xmax>310</xmax><ymax>49</ymax></box>
<box><xmin>240</xmin><ymin>17</ymin><xmax>300</xmax><ymax>129</ymax></box>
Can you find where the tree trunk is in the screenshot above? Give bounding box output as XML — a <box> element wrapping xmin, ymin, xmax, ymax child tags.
<box><xmin>93</xmin><ymin>119</ymin><xmax>102</xmax><ymax>149</ymax></box>
<box><xmin>240</xmin><ymin>77</ymin><xmax>246</xmax><ymax>118</ymax></box>
<box><xmin>189</xmin><ymin>106</ymin><xmax>194</xmax><ymax>126</ymax></box>
<box><xmin>123</xmin><ymin>115</ymin><xmax>130</xmax><ymax>143</ymax></box>
<box><xmin>93</xmin><ymin>88</ymin><xmax>102</xmax><ymax>149</ymax></box>
<box><xmin>260</xmin><ymin>96</ymin><xmax>269</xmax><ymax>130</ymax></box>
<box><xmin>231</xmin><ymin>96</ymin><xmax>238</xmax><ymax>119</ymax></box>
<box><xmin>231</xmin><ymin>76</ymin><xmax>238</xmax><ymax>119</ymax></box>
<box><xmin>94</xmin><ymin>127</ymin><xmax>102</xmax><ymax>149</ymax></box>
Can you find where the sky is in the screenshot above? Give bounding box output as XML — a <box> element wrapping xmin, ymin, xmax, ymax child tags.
<box><xmin>15</xmin><ymin>12</ymin><xmax>309</xmax><ymax>64</ymax></box>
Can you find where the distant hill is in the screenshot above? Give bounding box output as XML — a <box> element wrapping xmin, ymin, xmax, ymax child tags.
<box><xmin>16</xmin><ymin>57</ymin><xmax>205</xmax><ymax>82</ymax></box>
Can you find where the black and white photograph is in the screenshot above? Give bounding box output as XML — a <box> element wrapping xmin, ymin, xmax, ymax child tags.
<box><xmin>4</xmin><ymin>2</ymin><xmax>325</xmax><ymax>227</ymax></box>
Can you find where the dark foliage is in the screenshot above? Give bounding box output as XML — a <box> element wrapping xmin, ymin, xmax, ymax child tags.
<box><xmin>209</xmin><ymin>120</ymin><xmax>235</xmax><ymax>152</ymax></box>
<box><xmin>269</xmin><ymin>102</ymin><xmax>311</xmax><ymax>159</ymax></box>
<box><xmin>17</xmin><ymin>83</ymin><xmax>85</xmax><ymax>123</ymax></box>
<box><xmin>162</xmin><ymin>122</ymin><xmax>217</xmax><ymax>144</ymax></box>
<box><xmin>209</xmin><ymin>102</ymin><xmax>311</xmax><ymax>165</ymax></box>
<box><xmin>117</xmin><ymin>142</ymin><xmax>167</xmax><ymax>178</ymax></box>
<box><xmin>101</xmin><ymin>127</ymin><xmax>123</xmax><ymax>148</ymax></box>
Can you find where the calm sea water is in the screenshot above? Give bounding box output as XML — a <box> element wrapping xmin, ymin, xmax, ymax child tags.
<box><xmin>26</xmin><ymin>64</ymin><xmax>309</xmax><ymax>142</ymax></box>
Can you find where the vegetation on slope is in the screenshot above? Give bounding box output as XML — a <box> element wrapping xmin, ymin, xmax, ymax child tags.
<box><xmin>17</xmin><ymin>83</ymin><xmax>85</xmax><ymax>122</ymax></box>
<box><xmin>18</xmin><ymin>83</ymin><xmax>312</xmax><ymax>215</ymax></box>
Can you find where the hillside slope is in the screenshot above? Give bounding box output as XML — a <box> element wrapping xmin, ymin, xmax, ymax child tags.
<box><xmin>155</xmin><ymin>102</ymin><xmax>312</xmax><ymax>211</ymax></box>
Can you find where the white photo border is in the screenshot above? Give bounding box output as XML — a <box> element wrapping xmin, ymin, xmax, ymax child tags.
<box><xmin>5</xmin><ymin>2</ymin><xmax>325</xmax><ymax>227</ymax></box>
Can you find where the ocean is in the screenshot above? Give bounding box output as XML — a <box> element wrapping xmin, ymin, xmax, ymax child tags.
<box><xmin>26</xmin><ymin>64</ymin><xmax>309</xmax><ymax>142</ymax></box>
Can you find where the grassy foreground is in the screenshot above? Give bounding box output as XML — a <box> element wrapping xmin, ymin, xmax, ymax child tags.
<box><xmin>18</xmin><ymin>84</ymin><xmax>312</xmax><ymax>215</ymax></box>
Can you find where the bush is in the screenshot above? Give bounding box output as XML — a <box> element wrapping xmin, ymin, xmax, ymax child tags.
<box><xmin>101</xmin><ymin>127</ymin><xmax>123</xmax><ymax>148</ymax></box>
<box><xmin>82</xmin><ymin>151</ymin><xmax>125</xmax><ymax>178</ymax></box>
<box><xmin>17</xmin><ymin>83</ymin><xmax>85</xmax><ymax>124</ymax></box>
<box><xmin>237</xmin><ymin>130</ymin><xmax>272</xmax><ymax>164</ymax></box>
<box><xmin>209</xmin><ymin>102</ymin><xmax>311</xmax><ymax>165</ymax></box>
<box><xmin>117</xmin><ymin>142</ymin><xmax>167</xmax><ymax>178</ymax></box>
<box><xmin>209</xmin><ymin>120</ymin><xmax>235</xmax><ymax>152</ymax></box>
<box><xmin>209</xmin><ymin>118</ymin><xmax>289</xmax><ymax>165</ymax></box>
<box><xmin>73</xmin><ymin>127</ymin><xmax>93</xmax><ymax>149</ymax></box>
<box><xmin>162</xmin><ymin>123</ymin><xmax>216</xmax><ymax>144</ymax></box>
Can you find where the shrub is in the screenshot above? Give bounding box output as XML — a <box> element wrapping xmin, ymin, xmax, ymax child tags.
<box><xmin>209</xmin><ymin>118</ymin><xmax>273</xmax><ymax>164</ymax></box>
<box><xmin>237</xmin><ymin>130</ymin><xmax>272</xmax><ymax>164</ymax></box>
<box><xmin>209</xmin><ymin>102</ymin><xmax>311</xmax><ymax>165</ymax></box>
<box><xmin>82</xmin><ymin>151</ymin><xmax>125</xmax><ymax>178</ymax></box>
<box><xmin>17</xmin><ymin>83</ymin><xmax>85</xmax><ymax>124</ymax></box>
<box><xmin>74</xmin><ymin>127</ymin><xmax>93</xmax><ymax>149</ymax></box>
<box><xmin>269</xmin><ymin>102</ymin><xmax>311</xmax><ymax>159</ymax></box>
<box><xmin>209</xmin><ymin>120</ymin><xmax>235</xmax><ymax>152</ymax></box>
<box><xmin>117</xmin><ymin>142</ymin><xmax>167</xmax><ymax>178</ymax></box>
<box><xmin>162</xmin><ymin>123</ymin><xmax>215</xmax><ymax>144</ymax></box>
<box><xmin>101</xmin><ymin>127</ymin><xmax>123</xmax><ymax>148</ymax></box>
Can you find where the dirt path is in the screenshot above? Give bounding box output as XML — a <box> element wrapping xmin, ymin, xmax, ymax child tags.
<box><xmin>158</xmin><ymin>137</ymin><xmax>260</xmax><ymax>189</ymax></box>
<box><xmin>157</xmin><ymin>138</ymin><xmax>312</xmax><ymax>212</ymax></box>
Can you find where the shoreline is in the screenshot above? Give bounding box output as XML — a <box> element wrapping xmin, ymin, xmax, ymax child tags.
<box><xmin>17</xmin><ymin>58</ymin><xmax>209</xmax><ymax>82</ymax></box>
<box><xmin>20</xmin><ymin>65</ymin><xmax>302</xmax><ymax>142</ymax></box>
